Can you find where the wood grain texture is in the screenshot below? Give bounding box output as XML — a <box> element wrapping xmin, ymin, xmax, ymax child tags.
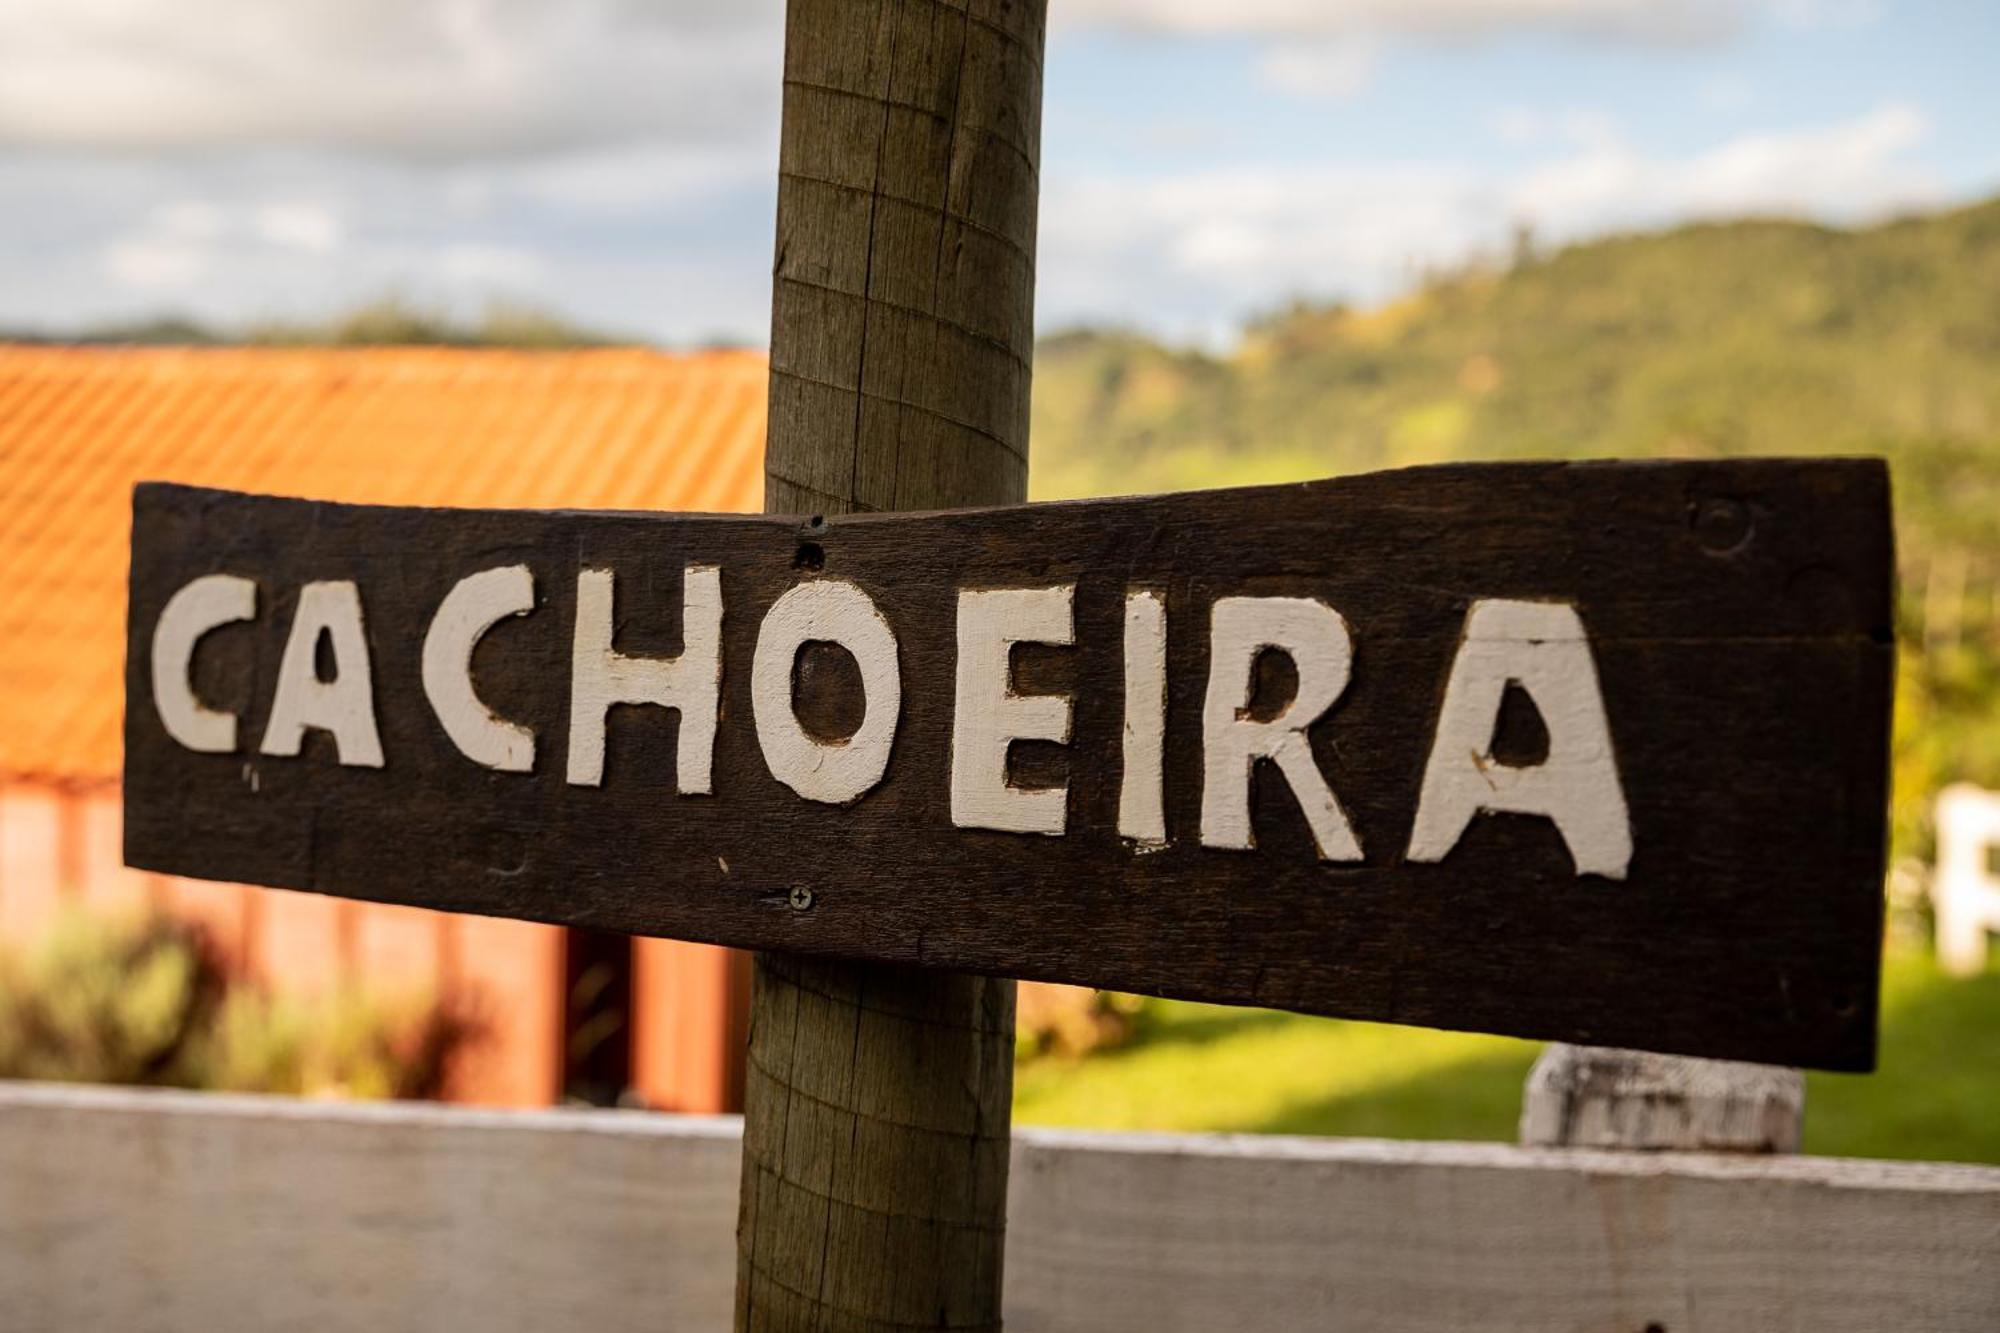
<box><xmin>752</xmin><ymin>0</ymin><xmax>1042</xmax><ymax>1326</ymax></box>
<box><xmin>3</xmin><ymin>1084</ymin><xmax>1996</xmax><ymax>1333</ymax></box>
<box><xmin>1520</xmin><ymin>1043</ymin><xmax>1805</xmax><ymax>1152</ymax></box>
<box><xmin>0</xmin><ymin>1085</ymin><xmax>743</xmax><ymax>1333</ymax></box>
<box><xmin>1004</xmin><ymin>1126</ymin><xmax>2000</xmax><ymax>1333</ymax></box>
<box><xmin>737</xmin><ymin>956</ymin><xmax>1014</xmax><ymax>1330</ymax></box>
<box><xmin>125</xmin><ymin>456</ymin><xmax>1893</xmax><ymax>1070</ymax></box>
<box><xmin>763</xmin><ymin>0</ymin><xmax>1041</xmax><ymax>520</ymax></box>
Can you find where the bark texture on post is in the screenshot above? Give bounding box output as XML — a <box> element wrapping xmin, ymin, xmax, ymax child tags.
<box><xmin>739</xmin><ymin>1</ymin><xmax>1045</xmax><ymax>1328</ymax></box>
<box><xmin>762</xmin><ymin>0</ymin><xmax>1042</xmax><ymax>519</ymax></box>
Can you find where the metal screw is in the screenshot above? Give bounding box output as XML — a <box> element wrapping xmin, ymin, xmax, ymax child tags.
<box><xmin>788</xmin><ymin>885</ymin><xmax>815</xmax><ymax>912</ymax></box>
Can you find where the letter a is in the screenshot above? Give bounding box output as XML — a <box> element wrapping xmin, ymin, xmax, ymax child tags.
<box><xmin>1407</xmin><ymin>599</ymin><xmax>1631</xmax><ymax>879</ymax></box>
<box><xmin>261</xmin><ymin>581</ymin><xmax>385</xmax><ymax>768</ymax></box>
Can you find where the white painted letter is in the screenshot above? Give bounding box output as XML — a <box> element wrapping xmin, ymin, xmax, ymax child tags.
<box><xmin>1200</xmin><ymin>597</ymin><xmax>1361</xmax><ymax>861</ymax></box>
<box><xmin>260</xmin><ymin>580</ymin><xmax>385</xmax><ymax>767</ymax></box>
<box><xmin>753</xmin><ymin>580</ymin><xmax>901</xmax><ymax>804</ymax></box>
<box><xmin>424</xmin><ymin>565</ymin><xmax>537</xmax><ymax>772</ymax></box>
<box><xmin>151</xmin><ymin>573</ymin><xmax>257</xmax><ymax>753</ymax></box>
<box><xmin>1120</xmin><ymin>590</ymin><xmax>1167</xmax><ymax>846</ymax></box>
<box><xmin>567</xmin><ymin>566</ymin><xmax>722</xmax><ymax>792</ymax></box>
<box><xmin>952</xmin><ymin>586</ymin><xmax>1076</xmax><ymax>836</ymax></box>
<box><xmin>1407</xmin><ymin>598</ymin><xmax>1631</xmax><ymax>879</ymax></box>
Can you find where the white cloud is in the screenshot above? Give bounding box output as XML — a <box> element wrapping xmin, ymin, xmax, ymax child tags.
<box><xmin>1489</xmin><ymin>107</ymin><xmax>1621</xmax><ymax>151</ymax></box>
<box><xmin>0</xmin><ymin>1</ymin><xmax>1966</xmax><ymax>347</ymax></box>
<box><xmin>1042</xmin><ymin>159</ymin><xmax>1487</xmax><ymax>342</ymax></box>
<box><xmin>1040</xmin><ymin>103</ymin><xmax>1942</xmax><ymax>340</ymax></box>
<box><xmin>254</xmin><ymin>204</ymin><xmax>342</xmax><ymax>254</ymax></box>
<box><xmin>103</xmin><ymin>237</ymin><xmax>208</xmax><ymax>288</ymax></box>
<box><xmin>1255</xmin><ymin>39</ymin><xmax>1378</xmax><ymax>101</ymax></box>
<box><xmin>501</xmin><ymin>143</ymin><xmax>772</xmax><ymax>221</ymax></box>
<box><xmin>0</xmin><ymin>0</ymin><xmax>783</xmax><ymax>156</ymax></box>
<box><xmin>154</xmin><ymin>201</ymin><xmax>227</xmax><ymax>242</ymax></box>
<box><xmin>100</xmin><ymin>195</ymin><xmax>353</xmax><ymax>291</ymax></box>
<box><xmin>100</xmin><ymin>200</ymin><xmax>229</xmax><ymax>288</ymax></box>
<box><xmin>1057</xmin><ymin>0</ymin><xmax>1739</xmax><ymax>42</ymax></box>
<box><xmin>437</xmin><ymin>241</ymin><xmax>542</xmax><ymax>286</ymax></box>
<box><xmin>1510</xmin><ymin>102</ymin><xmax>1934</xmax><ymax>230</ymax></box>
<box><xmin>5</xmin><ymin>148</ymin><xmax>777</xmax><ymax>341</ymax></box>
<box><xmin>53</xmin><ymin>97</ymin><xmax>1950</xmax><ymax>342</ymax></box>
<box><xmin>1064</xmin><ymin>1</ymin><xmax>1769</xmax><ymax>110</ymax></box>
<box><xmin>1769</xmin><ymin>0</ymin><xmax>1883</xmax><ymax>30</ymax></box>
<box><xmin>1696</xmin><ymin>73</ymin><xmax>1755</xmax><ymax>114</ymax></box>
<box><xmin>0</xmin><ymin>0</ymin><xmax>1791</xmax><ymax>158</ymax></box>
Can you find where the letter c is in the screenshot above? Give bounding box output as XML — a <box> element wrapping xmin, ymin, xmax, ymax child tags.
<box><xmin>151</xmin><ymin>573</ymin><xmax>258</xmax><ymax>753</ymax></box>
<box><xmin>423</xmin><ymin>565</ymin><xmax>538</xmax><ymax>772</ymax></box>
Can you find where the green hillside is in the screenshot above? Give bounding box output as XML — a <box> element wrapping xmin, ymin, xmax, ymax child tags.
<box><xmin>1029</xmin><ymin>197</ymin><xmax>2000</xmax><ymax>862</ymax></box>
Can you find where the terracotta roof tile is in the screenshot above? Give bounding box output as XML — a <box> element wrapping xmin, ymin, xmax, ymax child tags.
<box><xmin>0</xmin><ymin>345</ymin><xmax>767</xmax><ymax>783</ymax></box>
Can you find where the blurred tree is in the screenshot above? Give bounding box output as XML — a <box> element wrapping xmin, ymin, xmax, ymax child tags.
<box><xmin>1</xmin><ymin>295</ymin><xmax>633</xmax><ymax>348</ymax></box>
<box><xmin>245</xmin><ymin>295</ymin><xmax>619</xmax><ymax>348</ymax></box>
<box><xmin>1031</xmin><ymin>196</ymin><xmax>2000</xmax><ymax>863</ymax></box>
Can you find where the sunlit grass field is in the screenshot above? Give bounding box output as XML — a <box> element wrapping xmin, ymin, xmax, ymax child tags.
<box><xmin>1014</xmin><ymin>947</ymin><xmax>2000</xmax><ymax>1164</ymax></box>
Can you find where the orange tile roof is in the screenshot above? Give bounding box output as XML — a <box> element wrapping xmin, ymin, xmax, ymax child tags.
<box><xmin>0</xmin><ymin>345</ymin><xmax>767</xmax><ymax>784</ymax></box>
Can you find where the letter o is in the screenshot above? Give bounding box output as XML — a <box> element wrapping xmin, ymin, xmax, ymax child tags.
<box><xmin>752</xmin><ymin>580</ymin><xmax>901</xmax><ymax>804</ymax></box>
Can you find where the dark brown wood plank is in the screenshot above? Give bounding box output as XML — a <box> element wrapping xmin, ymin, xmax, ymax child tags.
<box><xmin>124</xmin><ymin>457</ymin><xmax>1894</xmax><ymax>1070</ymax></box>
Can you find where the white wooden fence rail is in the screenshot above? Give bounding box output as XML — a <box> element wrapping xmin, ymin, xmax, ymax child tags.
<box><xmin>1</xmin><ymin>1082</ymin><xmax>1995</xmax><ymax>1332</ymax></box>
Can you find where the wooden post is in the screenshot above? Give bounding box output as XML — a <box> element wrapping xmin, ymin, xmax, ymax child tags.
<box><xmin>738</xmin><ymin>1</ymin><xmax>1046</xmax><ymax>1328</ymax></box>
<box><xmin>1521</xmin><ymin>1044</ymin><xmax>1805</xmax><ymax>1153</ymax></box>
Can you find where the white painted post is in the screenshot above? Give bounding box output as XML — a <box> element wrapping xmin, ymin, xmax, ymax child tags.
<box><xmin>1521</xmin><ymin>1044</ymin><xmax>1805</xmax><ymax>1153</ymax></box>
<box><xmin>1935</xmin><ymin>783</ymin><xmax>2000</xmax><ymax>976</ymax></box>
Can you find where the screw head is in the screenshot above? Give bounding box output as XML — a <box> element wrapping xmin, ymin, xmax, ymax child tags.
<box><xmin>788</xmin><ymin>885</ymin><xmax>815</xmax><ymax>911</ymax></box>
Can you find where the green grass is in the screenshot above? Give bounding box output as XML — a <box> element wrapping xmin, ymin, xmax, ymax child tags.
<box><xmin>1015</xmin><ymin>947</ymin><xmax>2000</xmax><ymax>1164</ymax></box>
<box><xmin>1806</xmin><ymin>948</ymin><xmax>2000</xmax><ymax>1162</ymax></box>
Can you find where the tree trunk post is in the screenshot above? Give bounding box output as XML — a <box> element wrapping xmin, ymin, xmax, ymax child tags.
<box><xmin>737</xmin><ymin>1</ymin><xmax>1046</xmax><ymax>1328</ymax></box>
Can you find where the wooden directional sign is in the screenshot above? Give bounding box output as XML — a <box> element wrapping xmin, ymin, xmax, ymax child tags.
<box><xmin>124</xmin><ymin>459</ymin><xmax>1893</xmax><ymax>1069</ymax></box>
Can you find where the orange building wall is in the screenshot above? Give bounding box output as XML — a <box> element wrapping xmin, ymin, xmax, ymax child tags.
<box><xmin>0</xmin><ymin>786</ymin><xmax>63</xmax><ymax>944</ymax></box>
<box><xmin>632</xmin><ymin>938</ymin><xmax>752</xmax><ymax>1113</ymax></box>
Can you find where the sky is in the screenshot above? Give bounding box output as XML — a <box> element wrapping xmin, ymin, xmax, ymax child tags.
<box><xmin>0</xmin><ymin>0</ymin><xmax>1994</xmax><ymax>346</ymax></box>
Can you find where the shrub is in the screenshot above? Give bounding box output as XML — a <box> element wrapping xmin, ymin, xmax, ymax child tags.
<box><xmin>1015</xmin><ymin>981</ymin><xmax>1151</xmax><ymax>1059</ymax></box>
<box><xmin>0</xmin><ymin>910</ymin><xmax>465</xmax><ymax>1098</ymax></box>
<box><xmin>183</xmin><ymin>984</ymin><xmax>465</xmax><ymax>1100</ymax></box>
<box><xmin>0</xmin><ymin>911</ymin><xmax>209</xmax><ymax>1084</ymax></box>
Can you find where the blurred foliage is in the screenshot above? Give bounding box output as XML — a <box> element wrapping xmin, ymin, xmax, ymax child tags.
<box><xmin>1030</xmin><ymin>196</ymin><xmax>2000</xmax><ymax>862</ymax></box>
<box><xmin>0</xmin><ymin>911</ymin><xmax>464</xmax><ymax>1098</ymax></box>
<box><xmin>1015</xmin><ymin>982</ymin><xmax>1150</xmax><ymax>1059</ymax></box>
<box><xmin>0</xmin><ymin>910</ymin><xmax>209</xmax><ymax>1084</ymax></box>
<box><xmin>188</xmin><ymin>984</ymin><xmax>464</xmax><ymax>1100</ymax></box>
<box><xmin>3</xmin><ymin>295</ymin><xmax>634</xmax><ymax>348</ymax></box>
<box><xmin>36</xmin><ymin>314</ymin><xmax>222</xmax><ymax>346</ymax></box>
<box><xmin>243</xmin><ymin>295</ymin><xmax>618</xmax><ymax>349</ymax></box>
